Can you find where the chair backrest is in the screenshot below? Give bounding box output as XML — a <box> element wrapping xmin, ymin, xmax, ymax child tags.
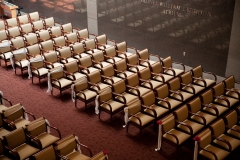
<box><xmin>99</xmin><ymin>87</ymin><xmax>112</xmax><ymax>102</ymax></box>
<box><xmin>151</xmin><ymin>61</ymin><xmax>163</xmax><ymax>74</ymax></box>
<box><xmin>61</xmin><ymin>23</ymin><xmax>73</xmax><ymax>33</ymax></box>
<box><xmin>44</xmin><ymin>51</ymin><xmax>58</xmax><ymax>63</ymax></box>
<box><xmin>161</xmin><ymin>114</ymin><xmax>175</xmax><ymax>133</ymax></box>
<box><xmin>77</xmin><ymin>28</ymin><xmax>89</xmax><ymax>39</ymax></box>
<box><xmin>53</xmin><ymin>36</ymin><xmax>66</xmax><ymax>47</ymax></box>
<box><xmin>27</xmin><ymin>44</ymin><xmax>42</xmax><ymax>57</ymax></box>
<box><xmin>20</xmin><ymin>23</ymin><xmax>33</xmax><ymax>34</ymax></box>
<box><xmin>37</xmin><ymin>30</ymin><xmax>51</xmax><ymax>41</ymax></box>
<box><xmin>41</xmin><ymin>40</ymin><xmax>54</xmax><ymax>51</ymax></box>
<box><xmin>127</xmin><ymin>54</ymin><xmax>138</xmax><ymax>65</ymax></box>
<box><xmin>6</xmin><ymin>18</ymin><xmax>18</xmax><ymax>28</ymax></box>
<box><xmin>116</xmin><ymin>41</ymin><xmax>127</xmax><ymax>52</ymax></box>
<box><xmin>3</xmin><ymin>103</ymin><xmax>24</xmax><ymax>121</ymax></box>
<box><xmin>74</xmin><ymin>77</ymin><xmax>88</xmax><ymax>92</ymax></box>
<box><xmin>126</xmin><ymin>73</ymin><xmax>139</xmax><ymax>87</ymax></box>
<box><xmin>138</xmin><ymin>48</ymin><xmax>149</xmax><ymax>60</ymax></box>
<box><xmin>96</xmin><ymin>34</ymin><xmax>107</xmax><ymax>45</ymax></box>
<box><xmin>43</xmin><ymin>17</ymin><xmax>55</xmax><ymax>28</ymax></box>
<box><xmin>29</xmin><ymin>12</ymin><xmax>40</xmax><ymax>22</ymax></box>
<box><xmin>92</xmin><ymin>51</ymin><xmax>104</xmax><ymax>62</ymax></box>
<box><xmin>4</xmin><ymin>127</ymin><xmax>26</xmax><ymax>149</ymax></box>
<box><xmin>0</xmin><ymin>42</ymin><xmax>11</xmax><ymax>53</ymax></box>
<box><xmin>58</xmin><ymin>47</ymin><xmax>71</xmax><ymax>58</ymax></box>
<box><xmin>104</xmin><ymin>46</ymin><xmax>116</xmax><ymax>57</ymax></box>
<box><xmin>79</xmin><ymin>55</ymin><xmax>92</xmax><ymax>68</ymax></box>
<box><xmin>168</xmin><ymin>77</ymin><xmax>181</xmax><ymax>91</ymax></box>
<box><xmin>50</xmin><ymin>67</ymin><xmax>64</xmax><ymax>79</ymax></box>
<box><xmin>128</xmin><ymin>99</ymin><xmax>141</xmax><ymax>115</ymax></box>
<box><xmin>101</xmin><ymin>64</ymin><xmax>114</xmax><ymax>77</ymax></box>
<box><xmin>85</xmin><ymin>39</ymin><xmax>96</xmax><ymax>49</ymax></box>
<box><xmin>71</xmin><ymin>43</ymin><xmax>85</xmax><ymax>54</ymax></box>
<box><xmin>55</xmin><ymin>134</ymin><xmax>77</xmax><ymax>156</ymax></box>
<box><xmin>50</xmin><ymin>27</ymin><xmax>62</xmax><ymax>37</ymax></box>
<box><xmin>26</xmin><ymin>117</ymin><xmax>47</xmax><ymax>136</ymax></box>
<box><xmin>87</xmin><ymin>71</ymin><xmax>102</xmax><ymax>83</ymax></box>
<box><xmin>0</xmin><ymin>30</ymin><xmax>8</xmax><ymax>41</ymax></box>
<box><xmin>113</xmin><ymin>80</ymin><xmax>126</xmax><ymax>94</ymax></box>
<box><xmin>155</xmin><ymin>84</ymin><xmax>169</xmax><ymax>99</ymax></box>
<box><xmin>141</xmin><ymin>91</ymin><xmax>155</xmax><ymax>106</ymax></box>
<box><xmin>11</xmin><ymin>37</ymin><xmax>25</xmax><ymax>49</ymax></box>
<box><xmin>30</xmin><ymin>59</ymin><xmax>44</xmax><ymax>69</ymax></box>
<box><xmin>180</xmin><ymin>71</ymin><xmax>192</xmax><ymax>84</ymax></box>
<box><xmin>138</xmin><ymin>67</ymin><xmax>151</xmax><ymax>80</ymax></box>
<box><xmin>66</xmin><ymin>33</ymin><xmax>78</xmax><ymax>43</ymax></box>
<box><xmin>212</xmin><ymin>82</ymin><xmax>225</xmax><ymax>96</ymax></box>
<box><xmin>224</xmin><ymin>110</ymin><xmax>238</xmax><ymax>128</ymax></box>
<box><xmin>64</xmin><ymin>61</ymin><xmax>78</xmax><ymax>73</ymax></box>
<box><xmin>223</xmin><ymin>75</ymin><xmax>235</xmax><ymax>89</ymax></box>
<box><xmin>0</xmin><ymin>21</ymin><xmax>6</xmax><ymax>30</ymax></box>
<box><xmin>17</xmin><ymin>14</ymin><xmax>30</xmax><ymax>25</ymax></box>
<box><xmin>198</xmin><ymin>128</ymin><xmax>212</xmax><ymax>149</ymax></box>
<box><xmin>32</xmin><ymin>145</ymin><xmax>57</xmax><ymax>160</ymax></box>
<box><xmin>162</xmin><ymin>56</ymin><xmax>172</xmax><ymax>68</ymax></box>
<box><xmin>174</xmin><ymin>105</ymin><xmax>189</xmax><ymax>122</ymax></box>
<box><xmin>187</xmin><ymin>97</ymin><xmax>202</xmax><ymax>113</ymax></box>
<box><xmin>25</xmin><ymin>34</ymin><xmax>38</xmax><ymax>45</ymax></box>
<box><xmin>114</xmin><ymin>59</ymin><xmax>127</xmax><ymax>71</ymax></box>
<box><xmin>13</xmin><ymin>52</ymin><xmax>27</xmax><ymax>61</ymax></box>
<box><xmin>7</xmin><ymin>27</ymin><xmax>21</xmax><ymax>37</ymax></box>
<box><xmin>191</xmin><ymin>65</ymin><xmax>203</xmax><ymax>78</ymax></box>
<box><xmin>210</xmin><ymin>118</ymin><xmax>225</xmax><ymax>137</ymax></box>
<box><xmin>32</xmin><ymin>20</ymin><xmax>45</xmax><ymax>30</ymax></box>
<box><xmin>200</xmin><ymin>89</ymin><xmax>214</xmax><ymax>104</ymax></box>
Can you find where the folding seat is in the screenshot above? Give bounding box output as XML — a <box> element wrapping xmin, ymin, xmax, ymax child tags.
<box><xmin>76</xmin><ymin>28</ymin><xmax>96</xmax><ymax>41</ymax></box>
<box><xmin>40</xmin><ymin>40</ymin><xmax>55</xmax><ymax>54</ymax></box>
<box><xmin>137</xmin><ymin>48</ymin><xmax>161</xmax><ymax>68</ymax></box>
<box><xmin>7</xmin><ymin>26</ymin><xmax>22</xmax><ymax>39</ymax></box>
<box><xmin>125</xmin><ymin>73</ymin><xmax>151</xmax><ymax>97</ymax></box>
<box><xmin>0</xmin><ymin>139</ymin><xmax>11</xmax><ymax>159</ymax></box>
<box><xmin>95</xmin><ymin>34</ymin><xmax>116</xmax><ymax>50</ymax></box>
<box><xmin>58</xmin><ymin>47</ymin><xmax>76</xmax><ymax>64</ymax></box>
<box><xmin>113</xmin><ymin>58</ymin><xmax>136</xmax><ymax>79</ymax></box>
<box><xmin>155</xmin><ymin>84</ymin><xmax>182</xmax><ymax>110</ymax></box>
<box><xmin>0</xmin><ymin>41</ymin><xmax>12</xmax><ymax>69</ymax></box>
<box><xmin>28</xmin><ymin>56</ymin><xmax>49</xmax><ymax>88</ymax></box>
<box><xmin>200</xmin><ymin>89</ymin><xmax>229</xmax><ymax>116</ymax></box>
<box><xmin>140</xmin><ymin>91</ymin><xmax>168</xmax><ymax>126</ymax></box>
<box><xmin>167</xmin><ymin>77</ymin><xmax>194</xmax><ymax>102</ymax></box>
<box><xmin>211</xmin><ymin>82</ymin><xmax>239</xmax><ymax>107</ymax></box>
<box><xmin>61</xmin><ymin>23</ymin><xmax>74</xmax><ymax>35</ymax></box>
<box><xmin>26</xmin><ymin>44</ymin><xmax>42</xmax><ymax>58</ymax></box>
<box><xmin>31</xmin><ymin>145</ymin><xmax>57</xmax><ymax>160</ymax></box>
<box><xmin>223</xmin><ymin>75</ymin><xmax>240</xmax><ymax>99</ymax></box>
<box><xmin>224</xmin><ymin>110</ymin><xmax>240</xmax><ymax>139</ymax></box>
<box><xmin>161</xmin><ymin>56</ymin><xmax>185</xmax><ymax>77</ymax></box>
<box><xmin>115</xmin><ymin>41</ymin><xmax>137</xmax><ymax>58</ymax></box>
<box><xmin>179</xmin><ymin>71</ymin><xmax>206</xmax><ymax>95</ymax></box>
<box><xmin>19</xmin><ymin>23</ymin><xmax>35</xmax><ymax>36</ymax></box>
<box><xmin>25</xmin><ymin>117</ymin><xmax>61</xmax><ymax>149</ymax></box>
<box><xmin>3</xmin><ymin>128</ymin><xmax>40</xmax><ymax>159</ymax></box>
<box><xmin>210</xmin><ymin>118</ymin><xmax>240</xmax><ymax>152</ymax></box>
<box><xmin>96</xmin><ymin>87</ymin><xmax>125</xmax><ymax>121</ymax></box>
<box><xmin>28</xmin><ymin>11</ymin><xmax>42</xmax><ymax>22</ymax></box>
<box><xmin>191</xmin><ymin>65</ymin><xmax>217</xmax><ymax>88</ymax></box>
<box><xmin>52</xmin><ymin>36</ymin><xmax>68</xmax><ymax>51</ymax></box>
<box><xmin>2</xmin><ymin>103</ymin><xmax>36</xmax><ymax>130</ymax></box>
<box><xmin>123</xmin><ymin>99</ymin><xmax>154</xmax><ymax>134</ymax></box>
<box><xmin>64</xmin><ymin>61</ymin><xmax>86</xmax><ymax>81</ymax></box>
<box><xmin>43</xmin><ymin>17</ymin><xmax>61</xmax><ymax>29</ymax></box>
<box><xmin>54</xmin><ymin>134</ymin><xmax>108</xmax><ymax>160</ymax></box>
<box><xmin>173</xmin><ymin>105</ymin><xmax>204</xmax><ymax>135</ymax></box>
<box><xmin>84</xmin><ymin>39</ymin><xmax>101</xmax><ymax>54</ymax></box>
<box><xmin>112</xmin><ymin>79</ymin><xmax>139</xmax><ymax>105</ymax></box>
<box><xmin>5</xmin><ymin>18</ymin><xmax>18</xmax><ymax>28</ymax></box>
<box><xmin>87</xmin><ymin>70</ymin><xmax>111</xmax><ymax>92</ymax></box>
<box><xmin>49</xmin><ymin>26</ymin><xmax>63</xmax><ymax>38</ymax></box>
<box><xmin>0</xmin><ymin>20</ymin><xmax>6</xmax><ymax>30</ymax></box>
<box><xmin>24</xmin><ymin>33</ymin><xmax>39</xmax><ymax>46</ymax></box>
<box><xmin>91</xmin><ymin>50</ymin><xmax>112</xmax><ymax>69</ymax></box>
<box><xmin>78</xmin><ymin>55</ymin><xmax>99</xmax><ymax>74</ymax></box>
<box><xmin>138</xmin><ymin>67</ymin><xmax>163</xmax><ymax>90</ymax></box>
<box><xmin>65</xmin><ymin>32</ymin><xmax>80</xmax><ymax>45</ymax></box>
<box><xmin>36</xmin><ymin>30</ymin><xmax>52</xmax><ymax>42</ymax></box>
<box><xmin>155</xmin><ymin>114</ymin><xmax>191</xmax><ymax>151</ymax></box>
<box><xmin>187</xmin><ymin>97</ymin><xmax>217</xmax><ymax>125</ymax></box>
<box><xmin>43</xmin><ymin>51</ymin><xmax>63</xmax><ymax>69</ymax></box>
<box><xmin>71</xmin><ymin>43</ymin><xmax>89</xmax><ymax>59</ymax></box>
<box><xmin>72</xmin><ymin>77</ymin><xmax>97</xmax><ymax>109</ymax></box>
<box><xmin>0</xmin><ymin>30</ymin><xmax>9</xmax><ymax>43</ymax></box>
<box><xmin>193</xmin><ymin>128</ymin><xmax>230</xmax><ymax>160</ymax></box>
<box><xmin>17</xmin><ymin>14</ymin><xmax>30</xmax><ymax>25</ymax></box>
<box><xmin>32</xmin><ymin>20</ymin><xmax>46</xmax><ymax>33</ymax></box>
<box><xmin>46</xmin><ymin>66</ymin><xmax>73</xmax><ymax>98</ymax></box>
<box><xmin>103</xmin><ymin>46</ymin><xmax>123</xmax><ymax>63</ymax></box>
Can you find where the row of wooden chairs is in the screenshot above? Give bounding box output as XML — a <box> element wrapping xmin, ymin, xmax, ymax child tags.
<box><xmin>0</xmin><ymin>93</ymin><xmax>108</xmax><ymax>160</ymax></box>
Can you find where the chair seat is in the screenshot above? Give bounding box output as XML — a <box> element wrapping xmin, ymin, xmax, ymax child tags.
<box><xmin>226</xmin><ymin>89</ymin><xmax>240</xmax><ymax>99</ymax></box>
<box><xmin>129</xmin><ymin>65</ymin><xmax>145</xmax><ymax>73</ymax></box>
<box><xmin>182</xmin><ymin>84</ymin><xmax>204</xmax><ymax>94</ymax></box>
<box><xmin>90</xmin><ymin>83</ymin><xmax>110</xmax><ymax>92</ymax></box>
<box><xmin>199</xmin><ymin>144</ymin><xmax>229</xmax><ymax>160</ymax></box>
<box><xmin>15</xmin><ymin>59</ymin><xmax>29</xmax><ymax>68</ymax></box>
<box><xmin>101</xmin><ymin>100</ymin><xmax>124</xmax><ymax>112</ymax></box>
<box><xmin>128</xmin><ymin>86</ymin><xmax>150</xmax><ymax>96</ymax></box>
<box><xmin>82</xmin><ymin>67</ymin><xmax>99</xmax><ymax>74</ymax></box>
<box><xmin>115</xmin><ymin>92</ymin><xmax>138</xmax><ymax>104</ymax></box>
<box><xmin>94</xmin><ymin>61</ymin><xmax>111</xmax><ymax>69</ymax></box>
<box><xmin>164</xmin><ymin>68</ymin><xmax>183</xmax><ymax>76</ymax></box>
<box><xmin>86</xmin><ymin>49</ymin><xmax>100</xmax><ymax>54</ymax></box>
<box><xmin>158</xmin><ymin>97</ymin><xmax>181</xmax><ymax>110</ymax></box>
<box><xmin>0</xmin><ymin>128</ymin><xmax>10</xmax><ymax>139</ymax></box>
<box><xmin>74</xmin><ymin>53</ymin><xmax>89</xmax><ymax>59</ymax></box>
<box><xmin>193</xmin><ymin>79</ymin><xmax>215</xmax><ymax>87</ymax></box>
<box><xmin>98</xmin><ymin>44</ymin><xmax>112</xmax><ymax>50</ymax></box>
<box><xmin>203</xmin><ymin>103</ymin><xmax>228</xmax><ymax>116</ymax></box>
<box><xmin>163</xmin><ymin>129</ymin><xmax>191</xmax><ymax>145</ymax></box>
<box><xmin>140</xmin><ymin>60</ymin><xmax>158</xmax><ymax>67</ymax></box>
<box><xmin>214</xmin><ymin>96</ymin><xmax>238</xmax><ymax>107</ymax></box>
<box><xmin>117</xmin><ymin>70</ymin><xmax>135</xmax><ymax>79</ymax></box>
<box><xmin>227</xmin><ymin>125</ymin><xmax>240</xmax><ymax>139</ymax></box>
<box><xmin>144</xmin><ymin>104</ymin><xmax>168</xmax><ymax>117</ymax></box>
<box><xmin>32</xmin><ymin>68</ymin><xmax>49</xmax><ymax>76</ymax></box>
<box><xmin>129</xmin><ymin>112</ymin><xmax>154</xmax><ymax>126</ymax></box>
<box><xmin>177</xmin><ymin>120</ymin><xmax>203</xmax><ymax>134</ymax></box>
<box><xmin>46</xmin><ymin>62</ymin><xmax>64</xmax><ymax>69</ymax></box>
<box><xmin>76</xmin><ymin>90</ymin><xmax>97</xmax><ymax>100</ymax></box>
<box><xmin>15</xmin><ymin>143</ymin><xmax>39</xmax><ymax>159</ymax></box>
<box><xmin>190</xmin><ymin>111</ymin><xmax>216</xmax><ymax>125</ymax></box>
<box><xmin>153</xmin><ymin>74</ymin><xmax>173</xmax><ymax>83</ymax></box>
<box><xmin>104</xmin><ymin>76</ymin><xmax>122</xmax><ymax>85</ymax></box>
<box><xmin>106</xmin><ymin>57</ymin><xmax>122</xmax><ymax>63</ymax></box>
<box><xmin>170</xmin><ymin>91</ymin><xmax>193</xmax><ymax>101</ymax></box>
<box><xmin>142</xmin><ymin>80</ymin><xmax>162</xmax><ymax>89</ymax></box>
<box><xmin>118</xmin><ymin>52</ymin><xmax>133</xmax><ymax>58</ymax></box>
<box><xmin>37</xmin><ymin>133</ymin><xmax>60</xmax><ymax>148</ymax></box>
<box><xmin>67</xmin><ymin>72</ymin><xmax>86</xmax><ymax>81</ymax></box>
<box><xmin>52</xmin><ymin>78</ymin><xmax>72</xmax><ymax>88</ymax></box>
<box><xmin>0</xmin><ymin>52</ymin><xmax>12</xmax><ymax>59</ymax></box>
<box><xmin>66</xmin><ymin>151</ymin><xmax>90</xmax><ymax>160</ymax></box>
<box><xmin>60</xmin><ymin>58</ymin><xmax>77</xmax><ymax>64</ymax></box>
<box><xmin>213</xmin><ymin>134</ymin><xmax>240</xmax><ymax>151</ymax></box>
<box><xmin>14</xmin><ymin>118</ymin><xmax>30</xmax><ymax>129</ymax></box>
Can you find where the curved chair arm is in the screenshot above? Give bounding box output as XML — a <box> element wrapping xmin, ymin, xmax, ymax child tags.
<box><xmin>172</xmin><ymin>61</ymin><xmax>185</xmax><ymax>71</ymax></box>
<box><xmin>139</xmin><ymin>58</ymin><xmax>151</xmax><ymax>67</ymax></box>
<box><xmin>116</xmin><ymin>50</ymin><xmax>127</xmax><ymax>58</ymax></box>
<box><xmin>176</xmin><ymin>120</ymin><xmax>193</xmax><ymax>135</ymax></box>
<box><xmin>0</xmin><ymin>96</ymin><xmax>12</xmax><ymax>106</ymax></box>
<box><xmin>127</xmin><ymin>64</ymin><xmax>139</xmax><ymax>72</ymax></box>
<box><xmin>44</xmin><ymin>61</ymin><xmax>54</xmax><ymax>68</ymax></box>
<box><xmin>227</xmin><ymin>126</ymin><xmax>240</xmax><ymax>133</ymax></box>
<box><xmin>85</xmin><ymin>47</ymin><xmax>95</xmax><ymax>53</ymax></box>
<box><xmin>77</xmin><ymin>142</ymin><xmax>93</xmax><ymax>157</ymax></box>
<box><xmin>25</xmin><ymin>111</ymin><xmax>36</xmax><ymax>120</ymax></box>
<box><xmin>169</xmin><ymin>90</ymin><xmax>184</xmax><ymax>102</ymax></box>
<box><xmin>139</xmin><ymin>78</ymin><xmax>153</xmax><ymax>89</ymax></box>
<box><xmin>151</xmin><ymin>72</ymin><xmax>165</xmax><ymax>83</ymax></box>
<box><xmin>155</xmin><ymin>97</ymin><xmax>171</xmax><ymax>109</ymax></box>
<box><xmin>162</xmin><ymin>66</ymin><xmax>176</xmax><ymax>77</ymax></box>
<box><xmin>56</xmin><ymin>153</ymin><xmax>68</xmax><ymax>160</ymax></box>
<box><xmin>79</xmin><ymin>65</ymin><xmax>90</xmax><ymax>74</ymax></box>
<box><xmin>77</xmin><ymin>90</ymin><xmax>87</xmax><ymax>100</ymax></box>
<box><xmin>100</xmin><ymin>101</ymin><xmax>113</xmax><ymax>112</ymax></box>
<box><xmin>142</xmin><ymin>104</ymin><xmax>157</xmax><ymax>118</ymax></box>
<box><xmin>131</xmin><ymin>114</ymin><xmax>142</xmax><ymax>126</ymax></box>
<box><xmin>101</xmin><ymin>75</ymin><xmax>114</xmax><ymax>84</ymax></box>
<box><xmin>192</xmin><ymin>77</ymin><xmax>207</xmax><ymax>87</ymax></box>
<box><xmin>181</xmin><ymin>83</ymin><xmax>195</xmax><ymax>95</ymax></box>
<box><xmin>3</xmin><ymin>118</ymin><xmax>15</xmax><ymax>129</ymax></box>
<box><xmin>203</xmin><ymin>71</ymin><xmax>217</xmax><ymax>81</ymax></box>
<box><xmin>202</xmin><ymin>104</ymin><xmax>219</xmax><ymax>116</ymax></box>
<box><xmin>65</xmin><ymin>39</ymin><xmax>75</xmax><ymax>45</ymax></box>
<box><xmin>225</xmin><ymin>89</ymin><xmax>240</xmax><ymax>99</ymax></box>
<box><xmin>87</xmin><ymin>82</ymin><xmax>100</xmax><ymax>91</ymax></box>
<box><xmin>126</xmin><ymin>85</ymin><xmax>140</xmax><ymax>96</ymax></box>
<box><xmin>92</xmin><ymin>60</ymin><xmax>103</xmax><ymax>68</ymax></box>
<box><xmin>213</xmin><ymin>136</ymin><xmax>232</xmax><ymax>151</ymax></box>
<box><xmin>47</xmin><ymin>125</ymin><xmax>62</xmax><ymax>138</ymax></box>
<box><xmin>26</xmin><ymin>133</ymin><xmax>42</xmax><ymax>149</ymax></box>
<box><xmin>165</xmin><ymin>132</ymin><xmax>180</xmax><ymax>145</ymax></box>
<box><xmin>215</xmin><ymin>96</ymin><xmax>230</xmax><ymax>107</ymax></box>
<box><xmin>112</xmin><ymin>92</ymin><xmax>126</xmax><ymax>104</ymax></box>
<box><xmin>115</xmin><ymin>69</ymin><xmax>127</xmax><ymax>78</ymax></box>
<box><xmin>4</xmin><ymin>145</ymin><xmax>20</xmax><ymax>159</ymax></box>
<box><xmin>189</xmin><ymin>111</ymin><xmax>207</xmax><ymax>125</ymax></box>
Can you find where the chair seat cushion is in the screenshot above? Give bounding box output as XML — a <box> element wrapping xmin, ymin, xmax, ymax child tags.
<box><xmin>164</xmin><ymin>68</ymin><xmax>183</xmax><ymax>76</ymax></box>
<box><xmin>115</xmin><ymin>92</ymin><xmax>138</xmax><ymax>104</ymax></box>
<box><xmin>104</xmin><ymin>76</ymin><xmax>122</xmax><ymax>85</ymax></box>
<box><xmin>98</xmin><ymin>44</ymin><xmax>112</xmax><ymax>50</ymax></box>
<box><xmin>15</xmin><ymin>143</ymin><xmax>39</xmax><ymax>159</ymax></box>
<box><xmin>90</xmin><ymin>83</ymin><xmax>110</xmax><ymax>92</ymax></box>
<box><xmin>67</xmin><ymin>72</ymin><xmax>86</xmax><ymax>81</ymax></box>
<box><xmin>61</xmin><ymin>58</ymin><xmax>77</xmax><ymax>64</ymax></box>
<box><xmin>158</xmin><ymin>97</ymin><xmax>181</xmax><ymax>110</ymax></box>
<box><xmin>226</xmin><ymin>89</ymin><xmax>240</xmax><ymax>99</ymax></box>
<box><xmin>129</xmin><ymin>65</ymin><xmax>145</xmax><ymax>73</ymax></box>
<box><xmin>163</xmin><ymin>129</ymin><xmax>191</xmax><ymax>145</ymax></box>
<box><xmin>0</xmin><ymin>154</ymin><xmax>11</xmax><ymax>160</ymax></box>
<box><xmin>142</xmin><ymin>80</ymin><xmax>162</xmax><ymax>89</ymax></box>
<box><xmin>182</xmin><ymin>84</ymin><xmax>204</xmax><ymax>94</ymax></box>
<box><xmin>190</xmin><ymin>111</ymin><xmax>216</xmax><ymax>125</ymax></box>
<box><xmin>76</xmin><ymin>90</ymin><xmax>97</xmax><ymax>100</ymax></box>
<box><xmin>94</xmin><ymin>61</ymin><xmax>111</xmax><ymax>69</ymax></box>
<box><xmin>106</xmin><ymin>56</ymin><xmax>122</xmax><ymax>63</ymax></box>
<box><xmin>170</xmin><ymin>91</ymin><xmax>193</xmax><ymax>102</ymax></box>
<box><xmin>66</xmin><ymin>151</ymin><xmax>90</xmax><ymax>160</ymax></box>
<box><xmin>32</xmin><ymin>68</ymin><xmax>49</xmax><ymax>76</ymax></box>
<box><xmin>227</xmin><ymin>125</ymin><xmax>240</xmax><ymax>139</ymax></box>
<box><xmin>153</xmin><ymin>74</ymin><xmax>173</xmax><ymax>83</ymax></box>
<box><xmin>46</xmin><ymin>62</ymin><xmax>63</xmax><ymax>69</ymax></box>
<box><xmin>82</xmin><ymin>67</ymin><xmax>99</xmax><ymax>74</ymax></box>
<box><xmin>118</xmin><ymin>52</ymin><xmax>133</xmax><ymax>58</ymax></box>
<box><xmin>203</xmin><ymin>103</ymin><xmax>228</xmax><ymax>116</ymax></box>
<box><xmin>117</xmin><ymin>71</ymin><xmax>135</xmax><ymax>79</ymax></box>
<box><xmin>52</xmin><ymin>78</ymin><xmax>72</xmax><ymax>88</ymax></box>
<box><xmin>144</xmin><ymin>104</ymin><xmax>168</xmax><ymax>117</ymax></box>
<box><xmin>213</xmin><ymin>134</ymin><xmax>240</xmax><ymax>151</ymax></box>
<box><xmin>74</xmin><ymin>53</ymin><xmax>89</xmax><ymax>59</ymax></box>
<box><xmin>101</xmin><ymin>100</ymin><xmax>124</xmax><ymax>112</ymax></box>
<box><xmin>214</xmin><ymin>96</ymin><xmax>238</xmax><ymax>107</ymax></box>
<box><xmin>193</xmin><ymin>79</ymin><xmax>215</xmax><ymax>87</ymax></box>
<box><xmin>129</xmin><ymin>86</ymin><xmax>150</xmax><ymax>96</ymax></box>
<box><xmin>199</xmin><ymin>144</ymin><xmax>229</xmax><ymax>160</ymax></box>
<box><xmin>37</xmin><ymin>133</ymin><xmax>60</xmax><ymax>148</ymax></box>
<box><xmin>15</xmin><ymin>59</ymin><xmax>29</xmax><ymax>68</ymax></box>
<box><xmin>15</xmin><ymin>118</ymin><xmax>30</xmax><ymax>129</ymax></box>
<box><xmin>129</xmin><ymin>112</ymin><xmax>154</xmax><ymax>126</ymax></box>
<box><xmin>177</xmin><ymin>120</ymin><xmax>203</xmax><ymax>134</ymax></box>
<box><xmin>86</xmin><ymin>49</ymin><xmax>100</xmax><ymax>54</ymax></box>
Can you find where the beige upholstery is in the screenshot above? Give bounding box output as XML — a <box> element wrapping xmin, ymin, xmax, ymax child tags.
<box><xmin>223</xmin><ymin>75</ymin><xmax>240</xmax><ymax>99</ymax></box>
<box><xmin>92</xmin><ymin>50</ymin><xmax>111</xmax><ymax>69</ymax></box>
<box><xmin>7</xmin><ymin>27</ymin><xmax>22</xmax><ymax>39</ymax></box>
<box><xmin>3</xmin><ymin>128</ymin><xmax>39</xmax><ymax>159</ymax></box>
<box><xmin>37</xmin><ymin>30</ymin><xmax>51</xmax><ymax>42</ymax></box>
<box><xmin>11</xmin><ymin>37</ymin><xmax>25</xmax><ymax>50</ymax></box>
<box><xmin>6</xmin><ymin>18</ymin><xmax>18</xmax><ymax>28</ymax></box>
<box><xmin>138</xmin><ymin>67</ymin><xmax>162</xmax><ymax>89</ymax></box>
<box><xmin>127</xmin><ymin>54</ymin><xmax>146</xmax><ymax>72</ymax></box>
<box><xmin>0</xmin><ymin>30</ymin><xmax>8</xmax><ymax>42</ymax></box>
<box><xmin>43</xmin><ymin>17</ymin><xmax>58</xmax><ymax>29</ymax></box>
<box><xmin>32</xmin><ymin>20</ymin><xmax>45</xmax><ymax>32</ymax></box>
<box><xmin>174</xmin><ymin>105</ymin><xmax>204</xmax><ymax>135</ymax></box>
<box><xmin>58</xmin><ymin>47</ymin><xmax>76</xmax><ymax>64</ymax></box>
<box><xmin>77</xmin><ymin>28</ymin><xmax>95</xmax><ymax>41</ymax></box>
<box><xmin>104</xmin><ymin>46</ymin><xmax>122</xmax><ymax>63</ymax></box>
<box><xmin>29</xmin><ymin>12</ymin><xmax>40</xmax><ymax>22</ymax></box>
<box><xmin>17</xmin><ymin>15</ymin><xmax>30</xmax><ymax>25</ymax></box>
<box><xmin>53</xmin><ymin>36</ymin><xmax>67</xmax><ymax>50</ymax></box>
<box><xmin>32</xmin><ymin>145</ymin><xmax>57</xmax><ymax>160</ymax></box>
<box><xmin>26</xmin><ymin>44</ymin><xmax>42</xmax><ymax>58</ymax></box>
<box><xmin>49</xmin><ymin>27</ymin><xmax>63</xmax><ymax>38</ymax></box>
<box><xmin>101</xmin><ymin>64</ymin><xmax>122</xmax><ymax>85</ymax></box>
<box><xmin>44</xmin><ymin>51</ymin><xmax>63</xmax><ymax>69</ymax></box>
<box><xmin>84</xmin><ymin>39</ymin><xmax>100</xmax><ymax>54</ymax></box>
<box><xmin>71</xmin><ymin>43</ymin><xmax>88</xmax><ymax>59</ymax></box>
<box><xmin>96</xmin><ymin>34</ymin><xmax>114</xmax><ymax>50</ymax></box>
<box><xmin>87</xmin><ymin>70</ymin><xmax>110</xmax><ymax>92</ymax></box>
<box><xmin>61</xmin><ymin>23</ymin><xmax>73</xmax><ymax>34</ymax></box>
<box><xmin>114</xmin><ymin>59</ymin><xmax>135</xmax><ymax>78</ymax></box>
<box><xmin>24</xmin><ymin>34</ymin><xmax>39</xmax><ymax>46</ymax></box>
<box><xmin>79</xmin><ymin>55</ymin><xmax>99</xmax><ymax>74</ymax></box>
<box><xmin>0</xmin><ymin>21</ymin><xmax>6</xmax><ymax>30</ymax></box>
<box><xmin>20</xmin><ymin>23</ymin><xmax>34</xmax><ymax>35</ymax></box>
<box><xmin>65</xmin><ymin>32</ymin><xmax>79</xmax><ymax>45</ymax></box>
<box><xmin>0</xmin><ymin>114</ymin><xmax>10</xmax><ymax>139</ymax></box>
<box><xmin>137</xmin><ymin>48</ymin><xmax>160</xmax><ymax>67</ymax></box>
<box><xmin>151</xmin><ymin>61</ymin><xmax>173</xmax><ymax>83</ymax></box>
<box><xmin>64</xmin><ymin>61</ymin><xmax>86</xmax><ymax>81</ymax></box>
<box><xmin>40</xmin><ymin>40</ymin><xmax>55</xmax><ymax>53</ymax></box>
<box><xmin>224</xmin><ymin>110</ymin><xmax>240</xmax><ymax>139</ymax></box>
<box><xmin>115</xmin><ymin>41</ymin><xmax>137</xmax><ymax>58</ymax></box>
<box><xmin>0</xmin><ymin>140</ymin><xmax>11</xmax><ymax>160</ymax></box>
<box><xmin>161</xmin><ymin>56</ymin><xmax>185</xmax><ymax>77</ymax></box>
<box><xmin>0</xmin><ymin>42</ymin><xmax>12</xmax><ymax>68</ymax></box>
